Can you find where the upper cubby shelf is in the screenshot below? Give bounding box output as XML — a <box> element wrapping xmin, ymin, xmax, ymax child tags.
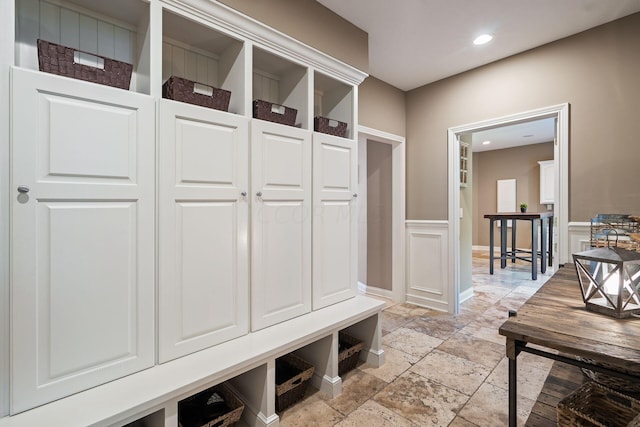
<box><xmin>15</xmin><ymin>0</ymin><xmax>150</xmax><ymax>94</ymax></box>
<box><xmin>12</xmin><ymin>0</ymin><xmax>367</xmax><ymax>130</ymax></box>
<box><xmin>252</xmin><ymin>46</ymin><xmax>309</xmax><ymax>130</ymax></box>
<box><xmin>314</xmin><ymin>71</ymin><xmax>354</xmax><ymax>139</ymax></box>
<box><xmin>162</xmin><ymin>8</ymin><xmax>246</xmax><ymax>115</ymax></box>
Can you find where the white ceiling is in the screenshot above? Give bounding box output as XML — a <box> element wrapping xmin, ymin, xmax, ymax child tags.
<box><xmin>317</xmin><ymin>0</ymin><xmax>640</xmax><ymax>91</ymax></box>
<box><xmin>468</xmin><ymin>117</ymin><xmax>556</xmax><ymax>152</ymax></box>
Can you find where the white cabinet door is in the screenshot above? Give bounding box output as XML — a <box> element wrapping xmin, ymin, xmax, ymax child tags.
<box><xmin>538</xmin><ymin>160</ymin><xmax>555</xmax><ymax>204</ymax></box>
<box><xmin>312</xmin><ymin>133</ymin><xmax>358</xmax><ymax>309</ymax></box>
<box><xmin>10</xmin><ymin>68</ymin><xmax>155</xmax><ymax>413</ymax></box>
<box><xmin>158</xmin><ymin>100</ymin><xmax>249</xmax><ymax>363</ymax></box>
<box><xmin>251</xmin><ymin>120</ymin><xmax>312</xmax><ymax>331</ymax></box>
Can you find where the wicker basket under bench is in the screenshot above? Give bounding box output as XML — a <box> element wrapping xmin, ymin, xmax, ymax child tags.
<box><xmin>178</xmin><ymin>382</ymin><xmax>244</xmax><ymax>427</ymax></box>
<box><xmin>275</xmin><ymin>353</ymin><xmax>315</xmax><ymax>413</ymax></box>
<box><xmin>338</xmin><ymin>332</ymin><xmax>364</xmax><ymax>376</ymax></box>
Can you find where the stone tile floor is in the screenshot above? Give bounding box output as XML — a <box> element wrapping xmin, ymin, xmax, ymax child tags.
<box><xmin>277</xmin><ymin>251</ymin><xmax>555</xmax><ymax>426</ymax></box>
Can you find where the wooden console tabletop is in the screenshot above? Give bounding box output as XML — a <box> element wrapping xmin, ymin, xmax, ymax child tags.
<box><xmin>499</xmin><ymin>266</ymin><xmax>640</xmax><ymax>426</ymax></box>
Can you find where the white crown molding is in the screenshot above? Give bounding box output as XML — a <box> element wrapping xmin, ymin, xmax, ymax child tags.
<box><xmin>163</xmin><ymin>0</ymin><xmax>368</xmax><ymax>86</ymax></box>
<box><xmin>358</xmin><ymin>125</ymin><xmax>406</xmax><ymax>144</ymax></box>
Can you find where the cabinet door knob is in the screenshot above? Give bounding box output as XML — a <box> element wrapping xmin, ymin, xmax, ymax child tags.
<box><xmin>18</xmin><ymin>185</ymin><xmax>30</xmax><ymax>193</ymax></box>
<box><xmin>241</xmin><ymin>191</ymin><xmax>247</xmax><ymax>197</ymax></box>
<box><xmin>353</xmin><ymin>193</ymin><xmax>358</xmax><ymax>198</ymax></box>
<box><xmin>256</xmin><ymin>191</ymin><xmax>262</xmax><ymax>198</ymax></box>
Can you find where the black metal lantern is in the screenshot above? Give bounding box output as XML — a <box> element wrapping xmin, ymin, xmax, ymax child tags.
<box><xmin>573</xmin><ymin>246</ymin><xmax>640</xmax><ymax>318</ymax></box>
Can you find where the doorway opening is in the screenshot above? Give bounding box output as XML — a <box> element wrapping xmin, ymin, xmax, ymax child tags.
<box><xmin>448</xmin><ymin>104</ymin><xmax>569</xmax><ymax>314</ymax></box>
<box><xmin>357</xmin><ymin>126</ymin><xmax>406</xmax><ymax>303</ymax></box>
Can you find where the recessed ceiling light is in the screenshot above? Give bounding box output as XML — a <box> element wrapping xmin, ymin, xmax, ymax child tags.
<box><xmin>482</xmin><ymin>140</ymin><xmax>491</xmax><ymax>145</ymax></box>
<box><xmin>473</xmin><ymin>34</ymin><xmax>493</xmax><ymax>46</ymax></box>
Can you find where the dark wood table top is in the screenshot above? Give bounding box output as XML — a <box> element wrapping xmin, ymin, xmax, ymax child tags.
<box><xmin>499</xmin><ymin>266</ymin><xmax>640</xmax><ymax>374</ymax></box>
<box><xmin>484</xmin><ymin>212</ymin><xmax>554</xmax><ymax>220</ymax></box>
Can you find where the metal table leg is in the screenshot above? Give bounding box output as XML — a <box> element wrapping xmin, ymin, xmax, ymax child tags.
<box><xmin>501</xmin><ymin>219</ymin><xmax>507</xmax><ymax>269</ymax></box>
<box><xmin>489</xmin><ymin>219</ymin><xmax>495</xmax><ymax>275</ymax></box>
<box><xmin>548</xmin><ymin>215</ymin><xmax>553</xmax><ymax>267</ymax></box>
<box><xmin>511</xmin><ymin>220</ymin><xmax>517</xmax><ymax>263</ymax></box>
<box><xmin>531</xmin><ymin>219</ymin><xmax>538</xmax><ymax>280</ymax></box>
<box><xmin>509</xmin><ymin>354</ymin><xmax>517</xmax><ymax>427</ymax></box>
<box><xmin>541</xmin><ymin>217</ymin><xmax>547</xmax><ymax>274</ymax></box>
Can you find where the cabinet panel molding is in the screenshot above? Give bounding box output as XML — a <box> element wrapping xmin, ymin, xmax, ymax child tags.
<box><xmin>10</xmin><ymin>68</ymin><xmax>155</xmax><ymax>413</ymax></box>
<box><xmin>251</xmin><ymin>120</ymin><xmax>311</xmax><ymax>331</ymax></box>
<box><xmin>158</xmin><ymin>100</ymin><xmax>249</xmax><ymax>363</ymax></box>
<box><xmin>312</xmin><ymin>133</ymin><xmax>357</xmax><ymax>310</ymax></box>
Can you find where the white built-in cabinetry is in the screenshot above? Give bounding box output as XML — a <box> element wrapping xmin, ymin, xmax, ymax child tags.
<box><xmin>250</xmin><ymin>120</ymin><xmax>312</xmax><ymax>331</ymax></box>
<box><xmin>538</xmin><ymin>160</ymin><xmax>555</xmax><ymax>205</ymax></box>
<box><xmin>10</xmin><ymin>68</ymin><xmax>156</xmax><ymax>414</ymax></box>
<box><xmin>4</xmin><ymin>0</ymin><xmax>380</xmax><ymax>425</ymax></box>
<box><xmin>158</xmin><ymin>100</ymin><xmax>250</xmax><ymax>363</ymax></box>
<box><xmin>312</xmin><ymin>133</ymin><xmax>358</xmax><ymax>310</ymax></box>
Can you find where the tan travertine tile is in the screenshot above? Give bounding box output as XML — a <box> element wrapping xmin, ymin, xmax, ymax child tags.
<box><xmin>334</xmin><ymin>399</ymin><xmax>417</xmax><ymax>427</ymax></box>
<box><xmin>404</xmin><ymin>315</ymin><xmax>468</xmax><ymax>340</ymax></box>
<box><xmin>437</xmin><ymin>331</ymin><xmax>505</xmax><ymax>370</ymax></box>
<box><xmin>382</xmin><ymin>327</ymin><xmax>443</xmax><ymax>358</ymax></box>
<box><xmin>457</xmin><ymin>382</ymin><xmax>534</xmax><ymax>426</ymax></box>
<box><xmin>458</xmin><ymin>322</ymin><xmax>506</xmax><ymax>346</ymax></box>
<box><xmin>360</xmin><ymin>345</ymin><xmax>419</xmax><ymax>383</ymax></box>
<box><xmin>410</xmin><ymin>350</ymin><xmax>492</xmax><ymax>396</ymax></box>
<box><xmin>383</xmin><ymin>303</ymin><xmax>434</xmax><ymax>318</ymax></box>
<box><xmin>486</xmin><ymin>357</ymin><xmax>551</xmax><ymax>401</ymax></box>
<box><xmin>448</xmin><ymin>416</ymin><xmax>480</xmax><ymax>426</ymax></box>
<box><xmin>322</xmin><ymin>369</ymin><xmax>387</xmax><ymax>416</ymax></box>
<box><xmin>278</xmin><ymin>389</ymin><xmax>344</xmax><ymax>427</ymax></box>
<box><xmin>381</xmin><ymin>311</ymin><xmax>411</xmax><ymax>335</ymax></box>
<box><xmin>372</xmin><ymin>372</ymin><xmax>469</xmax><ymax>426</ymax></box>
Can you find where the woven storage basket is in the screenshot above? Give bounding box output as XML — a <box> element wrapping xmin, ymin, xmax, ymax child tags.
<box><xmin>338</xmin><ymin>332</ymin><xmax>364</xmax><ymax>376</ymax></box>
<box><xmin>275</xmin><ymin>353</ymin><xmax>314</xmax><ymax>412</ymax></box>
<box><xmin>163</xmin><ymin>76</ymin><xmax>231</xmax><ymax>112</ymax></box>
<box><xmin>178</xmin><ymin>382</ymin><xmax>244</xmax><ymax>427</ymax></box>
<box><xmin>576</xmin><ymin>356</ymin><xmax>640</xmax><ymax>394</ymax></box>
<box><xmin>253</xmin><ymin>100</ymin><xmax>297</xmax><ymax>126</ymax></box>
<box><xmin>37</xmin><ymin>39</ymin><xmax>132</xmax><ymax>90</ymax></box>
<box><xmin>314</xmin><ymin>116</ymin><xmax>347</xmax><ymax>138</ymax></box>
<box><xmin>557</xmin><ymin>382</ymin><xmax>640</xmax><ymax>427</ymax></box>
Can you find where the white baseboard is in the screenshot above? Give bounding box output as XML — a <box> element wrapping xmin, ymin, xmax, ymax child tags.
<box><xmin>358</xmin><ymin>281</ymin><xmax>395</xmax><ymax>301</ymax></box>
<box><xmin>459</xmin><ymin>287</ymin><xmax>474</xmax><ymax>304</ymax></box>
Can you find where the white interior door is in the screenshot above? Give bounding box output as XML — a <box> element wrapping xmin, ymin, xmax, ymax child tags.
<box><xmin>312</xmin><ymin>133</ymin><xmax>357</xmax><ymax>309</ymax></box>
<box><xmin>158</xmin><ymin>100</ymin><xmax>249</xmax><ymax>363</ymax></box>
<box><xmin>10</xmin><ymin>68</ymin><xmax>155</xmax><ymax>413</ymax></box>
<box><xmin>251</xmin><ymin>120</ymin><xmax>311</xmax><ymax>331</ymax></box>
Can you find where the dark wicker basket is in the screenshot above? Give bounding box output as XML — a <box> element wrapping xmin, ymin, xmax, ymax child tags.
<box><xmin>557</xmin><ymin>382</ymin><xmax>640</xmax><ymax>427</ymax></box>
<box><xmin>37</xmin><ymin>39</ymin><xmax>132</xmax><ymax>90</ymax></box>
<box><xmin>314</xmin><ymin>116</ymin><xmax>347</xmax><ymax>138</ymax></box>
<box><xmin>163</xmin><ymin>76</ymin><xmax>231</xmax><ymax>112</ymax></box>
<box><xmin>253</xmin><ymin>100</ymin><xmax>297</xmax><ymax>126</ymax></box>
<box><xmin>576</xmin><ymin>355</ymin><xmax>640</xmax><ymax>394</ymax></box>
<box><xmin>178</xmin><ymin>382</ymin><xmax>244</xmax><ymax>427</ymax></box>
<box><xmin>275</xmin><ymin>353</ymin><xmax>314</xmax><ymax>412</ymax></box>
<box><xmin>338</xmin><ymin>332</ymin><xmax>364</xmax><ymax>376</ymax></box>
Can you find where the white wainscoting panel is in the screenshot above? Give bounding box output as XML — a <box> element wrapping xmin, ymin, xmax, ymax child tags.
<box><xmin>568</xmin><ymin>222</ymin><xmax>591</xmax><ymax>256</ymax></box>
<box><xmin>405</xmin><ymin>221</ymin><xmax>449</xmax><ymax>312</ymax></box>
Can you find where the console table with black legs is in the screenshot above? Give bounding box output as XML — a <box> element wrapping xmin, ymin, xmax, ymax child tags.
<box><xmin>484</xmin><ymin>212</ymin><xmax>554</xmax><ymax>280</ymax></box>
<box><xmin>499</xmin><ymin>266</ymin><xmax>640</xmax><ymax>427</ymax></box>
